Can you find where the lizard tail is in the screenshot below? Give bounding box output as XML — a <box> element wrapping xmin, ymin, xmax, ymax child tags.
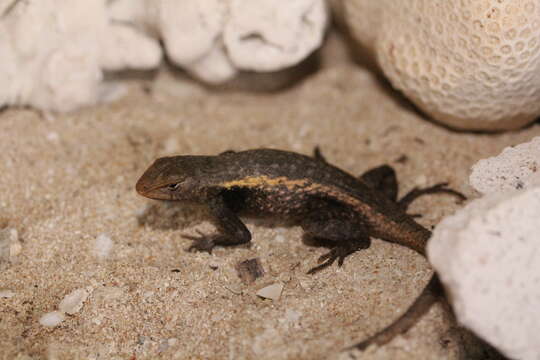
<box><xmin>347</xmin><ymin>274</ymin><xmax>447</xmax><ymax>351</ymax></box>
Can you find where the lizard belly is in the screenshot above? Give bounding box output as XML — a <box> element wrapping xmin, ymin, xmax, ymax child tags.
<box><xmin>241</xmin><ymin>186</ymin><xmax>314</xmax><ymax>217</ymax></box>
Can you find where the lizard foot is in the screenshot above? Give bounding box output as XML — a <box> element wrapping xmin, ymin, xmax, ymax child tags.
<box><xmin>398</xmin><ymin>182</ymin><xmax>466</xmax><ymax>211</ymax></box>
<box><xmin>307</xmin><ymin>241</ymin><xmax>368</xmax><ymax>274</ymax></box>
<box><xmin>184</xmin><ymin>230</ymin><xmax>218</xmax><ymax>254</ymax></box>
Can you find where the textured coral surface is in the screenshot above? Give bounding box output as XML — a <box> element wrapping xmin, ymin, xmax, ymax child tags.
<box><xmin>343</xmin><ymin>0</ymin><xmax>540</xmax><ymax>130</ymax></box>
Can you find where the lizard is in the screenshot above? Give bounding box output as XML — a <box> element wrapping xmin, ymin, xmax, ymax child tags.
<box><xmin>135</xmin><ymin>147</ymin><xmax>465</xmax><ymax>350</ymax></box>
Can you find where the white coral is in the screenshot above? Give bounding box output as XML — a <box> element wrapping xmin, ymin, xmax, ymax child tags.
<box><xmin>0</xmin><ymin>0</ymin><xmax>161</xmax><ymax>112</ymax></box>
<box><xmin>0</xmin><ymin>0</ymin><xmax>327</xmax><ymax>112</ymax></box>
<box><xmin>341</xmin><ymin>0</ymin><xmax>540</xmax><ymax>130</ymax></box>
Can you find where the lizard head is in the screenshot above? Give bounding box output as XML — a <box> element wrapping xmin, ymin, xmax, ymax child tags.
<box><xmin>136</xmin><ymin>156</ymin><xmax>214</xmax><ymax>201</ymax></box>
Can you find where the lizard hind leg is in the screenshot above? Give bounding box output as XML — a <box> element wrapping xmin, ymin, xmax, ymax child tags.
<box><xmin>313</xmin><ymin>148</ymin><xmax>399</xmax><ymax>202</ymax></box>
<box><xmin>359</xmin><ymin>165</ymin><xmax>399</xmax><ymax>202</ymax></box>
<box><xmin>301</xmin><ymin>211</ymin><xmax>371</xmax><ymax>274</ymax></box>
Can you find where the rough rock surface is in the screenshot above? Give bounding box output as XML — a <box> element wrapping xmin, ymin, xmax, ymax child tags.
<box><xmin>429</xmin><ymin>185</ymin><xmax>540</xmax><ymax>359</ymax></box>
<box><xmin>0</xmin><ymin>0</ymin><xmax>327</xmax><ymax>112</ymax></box>
<box><xmin>470</xmin><ymin>136</ymin><xmax>540</xmax><ymax>194</ymax></box>
<box><xmin>0</xmin><ymin>0</ymin><xmax>160</xmax><ymax>112</ymax></box>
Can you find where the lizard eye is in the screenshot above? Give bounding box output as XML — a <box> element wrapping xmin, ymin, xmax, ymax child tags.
<box><xmin>166</xmin><ymin>183</ymin><xmax>181</xmax><ymax>191</ymax></box>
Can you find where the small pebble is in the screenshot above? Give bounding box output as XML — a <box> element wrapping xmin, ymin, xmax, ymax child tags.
<box><xmin>256</xmin><ymin>283</ymin><xmax>283</xmax><ymax>301</ymax></box>
<box><xmin>94</xmin><ymin>233</ymin><xmax>113</xmax><ymax>259</ymax></box>
<box><xmin>39</xmin><ymin>311</ymin><xmax>65</xmax><ymax>327</ymax></box>
<box><xmin>236</xmin><ymin>258</ymin><xmax>265</xmax><ymax>284</ymax></box>
<box><xmin>0</xmin><ymin>289</ymin><xmax>15</xmax><ymax>298</ymax></box>
<box><xmin>59</xmin><ymin>288</ymin><xmax>90</xmax><ymax>315</ymax></box>
<box><xmin>0</xmin><ymin>228</ymin><xmax>20</xmax><ymax>261</ymax></box>
<box><xmin>10</xmin><ymin>241</ymin><xmax>22</xmax><ymax>257</ymax></box>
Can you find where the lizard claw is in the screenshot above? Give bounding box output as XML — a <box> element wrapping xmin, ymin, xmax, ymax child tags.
<box><xmin>307</xmin><ymin>241</ymin><xmax>370</xmax><ymax>275</ymax></box>
<box><xmin>183</xmin><ymin>230</ymin><xmax>216</xmax><ymax>254</ymax></box>
<box><xmin>307</xmin><ymin>247</ymin><xmax>346</xmax><ymax>274</ymax></box>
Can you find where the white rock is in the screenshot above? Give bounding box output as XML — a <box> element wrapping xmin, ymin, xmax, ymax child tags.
<box><xmin>155</xmin><ymin>0</ymin><xmax>227</xmax><ymax>65</ymax></box>
<box><xmin>184</xmin><ymin>43</ymin><xmax>237</xmax><ymax>84</ymax></box>
<box><xmin>94</xmin><ymin>233</ymin><xmax>113</xmax><ymax>259</ymax></box>
<box><xmin>59</xmin><ymin>288</ymin><xmax>91</xmax><ymax>315</ymax></box>
<box><xmin>39</xmin><ymin>311</ymin><xmax>66</xmax><ymax>327</ymax></box>
<box><xmin>152</xmin><ymin>0</ymin><xmax>327</xmax><ymax>83</ymax></box>
<box><xmin>0</xmin><ymin>0</ymin><xmax>161</xmax><ymax>112</ymax></box>
<box><xmin>0</xmin><ymin>0</ymin><xmax>327</xmax><ymax>111</ymax></box>
<box><xmin>470</xmin><ymin>137</ymin><xmax>540</xmax><ymax>195</ymax></box>
<box><xmin>256</xmin><ymin>283</ymin><xmax>283</xmax><ymax>301</ymax></box>
<box><xmin>224</xmin><ymin>0</ymin><xmax>327</xmax><ymax>71</ymax></box>
<box><xmin>428</xmin><ymin>184</ymin><xmax>540</xmax><ymax>360</ymax></box>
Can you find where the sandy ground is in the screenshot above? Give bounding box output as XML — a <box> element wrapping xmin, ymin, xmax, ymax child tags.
<box><xmin>1</xmin><ymin>34</ymin><xmax>538</xmax><ymax>359</ymax></box>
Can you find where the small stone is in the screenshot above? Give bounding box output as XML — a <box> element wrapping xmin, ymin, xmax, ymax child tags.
<box><xmin>59</xmin><ymin>288</ymin><xmax>91</xmax><ymax>315</ymax></box>
<box><xmin>10</xmin><ymin>242</ymin><xmax>22</xmax><ymax>257</ymax></box>
<box><xmin>256</xmin><ymin>283</ymin><xmax>283</xmax><ymax>301</ymax></box>
<box><xmin>39</xmin><ymin>311</ymin><xmax>65</xmax><ymax>327</ymax></box>
<box><xmin>235</xmin><ymin>258</ymin><xmax>265</xmax><ymax>284</ymax></box>
<box><xmin>0</xmin><ymin>228</ymin><xmax>20</xmax><ymax>262</ymax></box>
<box><xmin>0</xmin><ymin>289</ymin><xmax>15</xmax><ymax>298</ymax></box>
<box><xmin>94</xmin><ymin>234</ymin><xmax>113</xmax><ymax>259</ymax></box>
<box><xmin>46</xmin><ymin>132</ymin><xmax>59</xmax><ymax>142</ymax></box>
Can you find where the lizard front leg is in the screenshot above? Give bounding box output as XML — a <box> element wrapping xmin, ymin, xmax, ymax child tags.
<box><xmin>185</xmin><ymin>195</ymin><xmax>252</xmax><ymax>253</ymax></box>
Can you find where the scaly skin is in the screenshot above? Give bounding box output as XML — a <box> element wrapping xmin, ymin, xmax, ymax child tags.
<box><xmin>136</xmin><ymin>148</ymin><xmax>465</xmax><ymax>350</ymax></box>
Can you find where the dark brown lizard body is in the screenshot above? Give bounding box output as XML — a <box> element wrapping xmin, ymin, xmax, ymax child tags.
<box><xmin>136</xmin><ymin>148</ymin><xmax>465</xmax><ymax>350</ymax></box>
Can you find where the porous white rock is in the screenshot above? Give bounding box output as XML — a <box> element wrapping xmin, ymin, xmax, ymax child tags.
<box><xmin>1</xmin><ymin>0</ymin><xmax>327</xmax><ymax>112</ymax></box>
<box><xmin>146</xmin><ymin>0</ymin><xmax>328</xmax><ymax>83</ymax></box>
<box><xmin>470</xmin><ymin>136</ymin><xmax>540</xmax><ymax>194</ymax></box>
<box><xmin>145</xmin><ymin>0</ymin><xmax>235</xmax><ymax>84</ymax></box>
<box><xmin>341</xmin><ymin>0</ymin><xmax>540</xmax><ymax>130</ymax></box>
<box><xmin>224</xmin><ymin>0</ymin><xmax>327</xmax><ymax>71</ymax></box>
<box><xmin>428</xmin><ymin>184</ymin><xmax>540</xmax><ymax>359</ymax></box>
<box><xmin>0</xmin><ymin>0</ymin><xmax>161</xmax><ymax>112</ymax></box>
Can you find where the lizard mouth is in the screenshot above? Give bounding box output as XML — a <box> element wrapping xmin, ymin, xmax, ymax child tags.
<box><xmin>136</xmin><ymin>173</ymin><xmax>180</xmax><ymax>200</ymax></box>
<box><xmin>135</xmin><ymin>177</ymin><xmax>167</xmax><ymax>199</ymax></box>
<box><xmin>136</xmin><ymin>181</ymin><xmax>174</xmax><ymax>200</ymax></box>
<box><xmin>135</xmin><ymin>177</ymin><xmax>154</xmax><ymax>197</ymax></box>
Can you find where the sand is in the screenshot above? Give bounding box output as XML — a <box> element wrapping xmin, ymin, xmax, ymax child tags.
<box><xmin>1</xmin><ymin>35</ymin><xmax>536</xmax><ymax>359</ymax></box>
